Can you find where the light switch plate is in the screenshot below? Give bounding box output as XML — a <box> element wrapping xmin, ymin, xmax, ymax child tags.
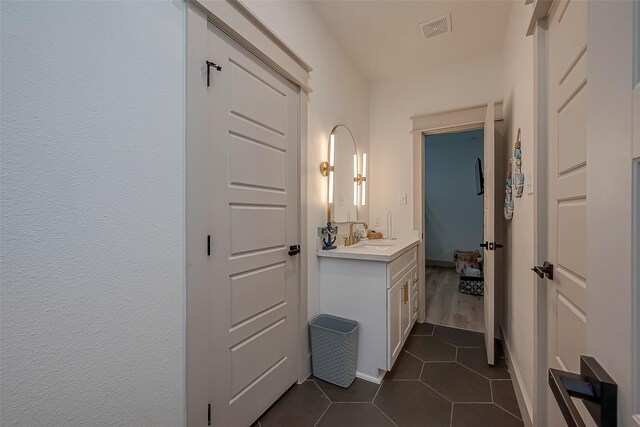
<box><xmin>399</xmin><ymin>193</ymin><xmax>407</xmax><ymax>205</ymax></box>
<box><xmin>525</xmin><ymin>171</ymin><xmax>533</xmax><ymax>195</ymax></box>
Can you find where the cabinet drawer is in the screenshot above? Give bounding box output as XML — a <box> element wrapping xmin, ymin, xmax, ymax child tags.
<box><xmin>388</xmin><ymin>246</ymin><xmax>417</xmax><ymax>285</ymax></box>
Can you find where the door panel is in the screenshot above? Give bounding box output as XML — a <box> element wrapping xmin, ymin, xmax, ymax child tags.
<box><xmin>229</xmin><ymin>60</ymin><xmax>287</xmax><ymax>135</ymax></box>
<box><xmin>229</xmin><ymin>134</ymin><xmax>286</xmax><ymax>190</ymax></box>
<box><xmin>230</xmin><ymin>319</ymin><xmax>288</xmax><ymax>395</ymax></box>
<box><xmin>206</xmin><ymin>23</ymin><xmax>299</xmax><ymax>427</ymax></box>
<box><xmin>483</xmin><ymin>101</ymin><xmax>496</xmax><ymax>365</ymax></box>
<box><xmin>557</xmin><ymin>84</ymin><xmax>586</xmax><ymax>174</ymax></box>
<box><xmin>545</xmin><ymin>0</ymin><xmax>589</xmax><ymax>424</ymax></box>
<box><xmin>556</xmin><ymin>200</ymin><xmax>587</xmax><ymax>280</ymax></box>
<box><xmin>230</xmin><ymin>263</ymin><xmax>286</xmax><ymax>326</ymax></box>
<box><xmin>229</xmin><ymin>205</ymin><xmax>286</xmax><ymax>254</ymax></box>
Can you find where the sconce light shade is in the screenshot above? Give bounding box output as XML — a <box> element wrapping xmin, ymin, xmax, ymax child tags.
<box><xmin>362</xmin><ymin>152</ymin><xmax>367</xmax><ymax>206</ymax></box>
<box><xmin>328</xmin><ymin>133</ymin><xmax>335</xmax><ymax>203</ymax></box>
<box><xmin>329</xmin><ymin>133</ymin><xmax>335</xmax><ymax>167</ymax></box>
<box><xmin>353</xmin><ymin>154</ymin><xmax>358</xmax><ymax>206</ymax></box>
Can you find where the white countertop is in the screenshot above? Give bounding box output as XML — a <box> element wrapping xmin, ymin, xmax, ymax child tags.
<box><xmin>317</xmin><ymin>232</ymin><xmax>420</xmax><ymax>262</ymax></box>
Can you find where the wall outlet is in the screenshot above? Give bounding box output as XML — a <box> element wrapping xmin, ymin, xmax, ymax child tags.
<box><xmin>399</xmin><ymin>192</ymin><xmax>407</xmax><ymax>205</ymax></box>
<box><xmin>525</xmin><ymin>171</ymin><xmax>533</xmax><ymax>195</ymax></box>
<box><xmin>373</xmin><ymin>216</ymin><xmax>381</xmax><ymax>227</ymax></box>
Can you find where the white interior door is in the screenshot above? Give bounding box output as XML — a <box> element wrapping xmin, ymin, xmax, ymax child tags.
<box><xmin>543</xmin><ymin>1</ymin><xmax>589</xmax><ymax>425</ymax></box>
<box><xmin>206</xmin><ymin>23</ymin><xmax>300</xmax><ymax>427</ymax></box>
<box><xmin>483</xmin><ymin>102</ymin><xmax>496</xmax><ymax>366</ymax></box>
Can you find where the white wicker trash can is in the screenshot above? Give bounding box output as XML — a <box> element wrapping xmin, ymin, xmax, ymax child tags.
<box><xmin>308</xmin><ymin>314</ymin><xmax>359</xmax><ymax>388</ymax></box>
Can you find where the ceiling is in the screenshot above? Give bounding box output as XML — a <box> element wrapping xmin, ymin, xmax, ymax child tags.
<box><xmin>310</xmin><ymin>0</ymin><xmax>513</xmax><ymax>82</ymax></box>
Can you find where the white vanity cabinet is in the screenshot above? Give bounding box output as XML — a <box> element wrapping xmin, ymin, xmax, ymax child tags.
<box><xmin>317</xmin><ymin>236</ymin><xmax>419</xmax><ymax>383</ymax></box>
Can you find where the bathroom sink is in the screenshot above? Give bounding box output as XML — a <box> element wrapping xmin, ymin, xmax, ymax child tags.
<box><xmin>359</xmin><ymin>240</ymin><xmax>395</xmax><ymax>247</ymax></box>
<box><xmin>362</xmin><ymin>245</ymin><xmax>392</xmax><ymax>251</ymax></box>
<box><xmin>351</xmin><ymin>241</ymin><xmax>394</xmax><ymax>251</ymax></box>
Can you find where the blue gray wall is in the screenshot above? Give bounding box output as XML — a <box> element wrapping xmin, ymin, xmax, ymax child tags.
<box><xmin>425</xmin><ymin>129</ymin><xmax>484</xmax><ymax>263</ymax></box>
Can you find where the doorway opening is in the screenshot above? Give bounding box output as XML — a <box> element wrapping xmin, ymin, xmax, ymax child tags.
<box><xmin>424</xmin><ymin>129</ymin><xmax>485</xmax><ymax>332</ymax></box>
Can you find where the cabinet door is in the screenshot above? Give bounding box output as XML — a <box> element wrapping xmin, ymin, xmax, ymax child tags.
<box><xmin>387</xmin><ymin>276</ymin><xmax>404</xmax><ymax>370</ymax></box>
<box><xmin>402</xmin><ymin>267</ymin><xmax>418</xmax><ymax>341</ymax></box>
<box><xmin>410</xmin><ymin>266</ymin><xmax>419</xmax><ymax>324</ymax></box>
<box><xmin>401</xmin><ymin>272</ymin><xmax>411</xmax><ymax>342</ymax></box>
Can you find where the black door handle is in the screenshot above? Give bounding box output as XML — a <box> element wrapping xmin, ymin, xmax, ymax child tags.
<box><xmin>548</xmin><ymin>356</ymin><xmax>617</xmax><ymax>427</ymax></box>
<box><xmin>288</xmin><ymin>245</ymin><xmax>301</xmax><ymax>256</ymax></box>
<box><xmin>480</xmin><ymin>242</ymin><xmax>503</xmax><ymax>250</ymax></box>
<box><xmin>532</xmin><ymin>261</ymin><xmax>554</xmax><ymax>280</ymax></box>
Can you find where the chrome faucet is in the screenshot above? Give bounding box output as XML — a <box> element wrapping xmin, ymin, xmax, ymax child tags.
<box><xmin>346</xmin><ymin>221</ymin><xmax>369</xmax><ymax>246</ymax></box>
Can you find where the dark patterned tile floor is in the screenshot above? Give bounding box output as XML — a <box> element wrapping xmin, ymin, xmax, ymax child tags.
<box><xmin>255</xmin><ymin>323</ymin><xmax>523</xmax><ymax>426</ymax></box>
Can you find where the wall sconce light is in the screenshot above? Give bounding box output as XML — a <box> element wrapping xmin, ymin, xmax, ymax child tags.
<box><xmin>353</xmin><ymin>154</ymin><xmax>358</xmax><ymax>206</ymax></box>
<box><xmin>320</xmin><ymin>132</ymin><xmax>335</xmax><ymax>203</ymax></box>
<box><xmin>321</xmin><ymin>125</ymin><xmax>367</xmax><ymax>221</ymax></box>
<box><xmin>361</xmin><ymin>152</ymin><xmax>367</xmax><ymax>206</ymax></box>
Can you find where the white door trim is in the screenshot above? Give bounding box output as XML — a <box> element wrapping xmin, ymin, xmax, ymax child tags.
<box><xmin>185</xmin><ymin>2</ymin><xmax>310</xmax><ymax>425</ymax></box>
<box><xmin>531</xmin><ymin>15</ymin><xmax>548</xmax><ymax>427</ymax></box>
<box><xmin>191</xmin><ymin>0</ymin><xmax>312</xmax><ymax>92</ymax></box>
<box><xmin>411</xmin><ymin>103</ymin><xmax>503</xmax><ymax>326</ymax></box>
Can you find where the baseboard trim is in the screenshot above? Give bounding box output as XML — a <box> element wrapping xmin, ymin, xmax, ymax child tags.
<box><xmin>355</xmin><ymin>370</ymin><xmax>384</xmax><ymax>384</ymax></box>
<box><xmin>425</xmin><ymin>259</ymin><xmax>455</xmax><ymax>268</ymax></box>
<box><xmin>501</xmin><ymin>326</ymin><xmax>534</xmax><ymax>426</ymax></box>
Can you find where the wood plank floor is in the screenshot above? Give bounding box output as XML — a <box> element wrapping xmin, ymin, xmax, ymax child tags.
<box><xmin>425</xmin><ymin>266</ymin><xmax>485</xmax><ymax>332</ymax></box>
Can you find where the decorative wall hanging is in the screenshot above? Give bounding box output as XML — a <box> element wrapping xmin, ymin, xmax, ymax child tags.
<box><xmin>513</xmin><ymin>128</ymin><xmax>524</xmax><ymax>198</ymax></box>
<box><xmin>504</xmin><ymin>158</ymin><xmax>514</xmax><ymax>220</ymax></box>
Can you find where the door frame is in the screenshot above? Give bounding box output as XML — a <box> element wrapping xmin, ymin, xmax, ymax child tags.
<box><xmin>411</xmin><ymin>102</ymin><xmax>504</xmax><ymax>326</ymax></box>
<box><xmin>531</xmin><ymin>10</ymin><xmax>548</xmax><ymax>427</ymax></box>
<box><xmin>185</xmin><ymin>1</ymin><xmax>312</xmax><ymax>424</ymax></box>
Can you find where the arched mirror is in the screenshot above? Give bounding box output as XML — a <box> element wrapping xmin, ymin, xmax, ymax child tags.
<box><xmin>328</xmin><ymin>125</ymin><xmax>358</xmax><ymax>223</ymax></box>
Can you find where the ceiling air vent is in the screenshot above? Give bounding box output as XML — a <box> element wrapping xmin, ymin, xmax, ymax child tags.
<box><xmin>419</xmin><ymin>14</ymin><xmax>452</xmax><ymax>40</ymax></box>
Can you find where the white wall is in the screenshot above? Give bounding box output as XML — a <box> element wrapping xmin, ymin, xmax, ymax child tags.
<box><xmin>243</xmin><ymin>0</ymin><xmax>370</xmax><ymax>320</ymax></box>
<box><xmin>500</xmin><ymin>1</ymin><xmax>535</xmax><ymax>422</ymax></box>
<box><xmin>0</xmin><ymin>2</ymin><xmax>186</xmax><ymax>425</ymax></box>
<box><xmin>425</xmin><ymin>130</ymin><xmax>484</xmax><ymax>262</ymax></box>
<box><xmin>368</xmin><ymin>52</ymin><xmax>503</xmax><ymax>233</ymax></box>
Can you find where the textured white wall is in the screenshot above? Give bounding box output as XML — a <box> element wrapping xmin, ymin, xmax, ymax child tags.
<box><xmin>368</xmin><ymin>53</ymin><xmax>503</xmax><ymax>233</ymax></box>
<box><xmin>0</xmin><ymin>2</ymin><xmax>186</xmax><ymax>425</ymax></box>
<box><xmin>500</xmin><ymin>2</ymin><xmax>535</xmax><ymax>422</ymax></box>
<box><xmin>243</xmin><ymin>0</ymin><xmax>370</xmax><ymax>320</ymax></box>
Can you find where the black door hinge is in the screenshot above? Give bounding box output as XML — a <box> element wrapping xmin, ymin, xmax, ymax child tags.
<box><xmin>208</xmin><ymin>403</ymin><xmax>211</xmax><ymax>425</ymax></box>
<box><xmin>206</xmin><ymin>61</ymin><xmax>222</xmax><ymax>87</ymax></box>
<box><xmin>207</xmin><ymin>235</ymin><xmax>211</xmax><ymax>256</ymax></box>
